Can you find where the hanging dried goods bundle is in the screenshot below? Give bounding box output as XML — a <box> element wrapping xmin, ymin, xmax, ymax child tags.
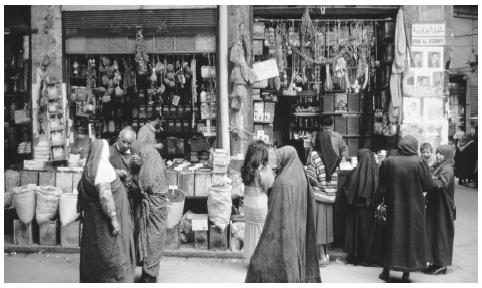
<box><xmin>135</xmin><ymin>29</ymin><xmax>149</xmax><ymax>75</ymax></box>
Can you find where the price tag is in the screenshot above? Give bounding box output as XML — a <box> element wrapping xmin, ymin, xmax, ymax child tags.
<box><xmin>172</xmin><ymin>95</ymin><xmax>181</xmax><ymax>106</ymax></box>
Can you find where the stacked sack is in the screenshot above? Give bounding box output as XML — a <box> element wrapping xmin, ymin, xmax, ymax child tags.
<box><xmin>36</xmin><ymin>186</ymin><xmax>62</xmax><ymax>224</ymax></box>
<box><xmin>13</xmin><ymin>185</ymin><xmax>64</xmax><ymax>225</ymax></box>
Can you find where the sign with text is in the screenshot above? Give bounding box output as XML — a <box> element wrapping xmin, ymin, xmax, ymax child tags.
<box><xmin>253</xmin><ymin>59</ymin><xmax>279</xmax><ymax>81</ymax></box>
<box><xmin>412</xmin><ymin>23</ymin><xmax>446</xmax><ymax>46</ymax></box>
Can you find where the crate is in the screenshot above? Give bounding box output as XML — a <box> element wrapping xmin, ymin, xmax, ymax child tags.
<box><xmin>39</xmin><ymin>220</ymin><xmax>60</xmax><ymax>246</ymax></box>
<box><xmin>192</xmin><ymin>213</ymin><xmax>208</xmax><ymax>250</ymax></box>
<box><xmin>13</xmin><ymin>219</ymin><xmax>33</xmax><ymax>245</ymax></box>
<box><xmin>20</xmin><ymin>171</ymin><xmax>39</xmax><ymax>186</ymax></box>
<box><xmin>61</xmin><ymin>220</ymin><xmax>80</xmax><ymax>247</ymax></box>
<box><xmin>164</xmin><ymin>223</ymin><xmax>180</xmax><ymax>250</ymax></box>
<box><xmin>208</xmin><ymin>224</ymin><xmax>229</xmax><ymax>251</ymax></box>
<box><xmin>39</xmin><ymin>171</ymin><xmax>56</xmax><ymax>186</ymax></box>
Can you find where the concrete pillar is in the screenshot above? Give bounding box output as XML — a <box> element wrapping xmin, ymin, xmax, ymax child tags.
<box><xmin>217</xmin><ymin>5</ymin><xmax>230</xmax><ymax>153</ymax></box>
<box><xmin>228</xmin><ymin>5</ymin><xmax>253</xmax><ymax>158</ymax></box>
<box><xmin>30</xmin><ymin>5</ymin><xmax>63</xmax><ymax>142</ymax></box>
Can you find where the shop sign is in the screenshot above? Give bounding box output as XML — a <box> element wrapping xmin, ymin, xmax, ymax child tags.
<box><xmin>253</xmin><ymin>59</ymin><xmax>279</xmax><ymax>81</ymax></box>
<box><xmin>412</xmin><ymin>23</ymin><xmax>445</xmax><ymax>46</ymax></box>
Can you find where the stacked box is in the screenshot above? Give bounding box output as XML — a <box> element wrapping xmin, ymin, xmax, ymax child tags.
<box><xmin>208</xmin><ymin>224</ymin><xmax>229</xmax><ymax>251</ymax></box>
<box><xmin>21</xmin><ymin>171</ymin><xmax>38</xmax><ymax>186</ymax></box>
<box><xmin>61</xmin><ymin>220</ymin><xmax>80</xmax><ymax>247</ymax></box>
<box><xmin>39</xmin><ymin>220</ymin><xmax>60</xmax><ymax>246</ymax></box>
<box><xmin>39</xmin><ymin>171</ymin><xmax>56</xmax><ymax>186</ymax></box>
<box><xmin>14</xmin><ymin>219</ymin><xmax>33</xmax><ymax>245</ymax></box>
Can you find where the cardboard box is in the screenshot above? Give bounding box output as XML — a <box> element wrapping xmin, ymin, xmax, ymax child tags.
<box><xmin>208</xmin><ymin>224</ymin><xmax>229</xmax><ymax>251</ymax></box>
<box><xmin>61</xmin><ymin>220</ymin><xmax>80</xmax><ymax>247</ymax></box>
<box><xmin>39</xmin><ymin>220</ymin><xmax>60</xmax><ymax>246</ymax></box>
<box><xmin>39</xmin><ymin>171</ymin><xmax>56</xmax><ymax>186</ymax></box>
<box><xmin>14</xmin><ymin>219</ymin><xmax>33</xmax><ymax>245</ymax></box>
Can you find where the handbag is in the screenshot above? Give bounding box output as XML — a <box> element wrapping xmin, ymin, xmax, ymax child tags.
<box><xmin>374</xmin><ymin>199</ymin><xmax>387</xmax><ymax>224</ymax></box>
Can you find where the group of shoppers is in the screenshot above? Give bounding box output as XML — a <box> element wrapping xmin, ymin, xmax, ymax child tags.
<box><xmin>77</xmin><ymin>114</ymin><xmax>169</xmax><ymax>283</ymax></box>
<box><xmin>241</xmin><ymin>116</ymin><xmax>458</xmax><ymax>283</ymax></box>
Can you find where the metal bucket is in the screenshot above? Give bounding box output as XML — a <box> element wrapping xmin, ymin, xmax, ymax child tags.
<box><xmin>195</xmin><ymin>169</ymin><xmax>212</xmax><ymax>197</ymax></box>
<box><xmin>179</xmin><ymin>171</ymin><xmax>195</xmax><ymax>197</ymax></box>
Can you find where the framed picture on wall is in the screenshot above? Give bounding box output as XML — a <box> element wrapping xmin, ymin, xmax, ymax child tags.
<box><xmin>410</xmin><ymin>46</ymin><xmax>425</xmax><ymax>69</ymax></box>
<box><xmin>402</xmin><ymin>97</ymin><xmax>421</xmax><ymax>123</ymax></box>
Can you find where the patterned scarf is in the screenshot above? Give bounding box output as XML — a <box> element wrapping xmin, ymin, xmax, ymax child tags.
<box><xmin>139</xmin><ymin>146</ymin><xmax>168</xmax><ymax>195</ymax></box>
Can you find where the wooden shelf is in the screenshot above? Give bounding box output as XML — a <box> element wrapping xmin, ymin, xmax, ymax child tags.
<box><xmin>293</xmin><ymin>112</ymin><xmax>321</xmax><ymax>117</ymax></box>
<box><xmin>320</xmin><ymin>112</ymin><xmax>362</xmax><ymax>115</ymax></box>
<box><xmin>253</xmin><ymin>121</ymin><xmax>273</xmax><ymax>124</ymax></box>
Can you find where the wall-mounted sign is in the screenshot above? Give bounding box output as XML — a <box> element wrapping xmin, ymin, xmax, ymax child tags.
<box><xmin>412</xmin><ymin>23</ymin><xmax>446</xmax><ymax>46</ymax></box>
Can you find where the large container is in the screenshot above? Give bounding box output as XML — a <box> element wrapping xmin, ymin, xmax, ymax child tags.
<box><xmin>13</xmin><ymin>186</ymin><xmax>37</xmax><ymax>225</ymax></box>
<box><xmin>21</xmin><ymin>171</ymin><xmax>39</xmax><ymax>186</ymax></box>
<box><xmin>36</xmin><ymin>186</ymin><xmax>62</xmax><ymax>224</ymax></box>
<box><xmin>195</xmin><ymin>169</ymin><xmax>212</xmax><ymax>197</ymax></box>
<box><xmin>179</xmin><ymin>171</ymin><xmax>195</xmax><ymax>197</ymax></box>
<box><xmin>166</xmin><ymin>189</ymin><xmax>185</xmax><ymax>229</ymax></box>
<box><xmin>166</xmin><ymin>169</ymin><xmax>178</xmax><ymax>187</ymax></box>
<box><xmin>56</xmin><ymin>172</ymin><xmax>73</xmax><ymax>193</ymax></box>
<box><xmin>39</xmin><ymin>171</ymin><xmax>56</xmax><ymax>186</ymax></box>
<box><xmin>5</xmin><ymin>170</ymin><xmax>21</xmax><ymax>193</ymax></box>
<box><xmin>59</xmin><ymin>193</ymin><xmax>80</xmax><ymax>226</ymax></box>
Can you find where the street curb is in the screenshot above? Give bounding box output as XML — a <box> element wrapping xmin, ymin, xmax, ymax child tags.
<box><xmin>4</xmin><ymin>244</ymin><xmax>243</xmax><ymax>258</ymax></box>
<box><xmin>4</xmin><ymin>243</ymin><xmax>346</xmax><ymax>261</ymax></box>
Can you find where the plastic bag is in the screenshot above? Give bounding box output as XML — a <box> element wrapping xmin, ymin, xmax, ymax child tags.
<box><xmin>207</xmin><ymin>185</ymin><xmax>232</xmax><ymax>230</ymax></box>
<box><xmin>36</xmin><ymin>186</ymin><xmax>62</xmax><ymax>224</ymax></box>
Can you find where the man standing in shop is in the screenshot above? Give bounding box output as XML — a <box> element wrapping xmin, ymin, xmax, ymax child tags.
<box><xmin>110</xmin><ymin>127</ymin><xmax>142</xmax><ymax>210</ymax></box>
<box><xmin>136</xmin><ymin>113</ymin><xmax>164</xmax><ymax>151</ymax></box>
<box><xmin>311</xmin><ymin>115</ymin><xmax>349</xmax><ymax>161</ymax></box>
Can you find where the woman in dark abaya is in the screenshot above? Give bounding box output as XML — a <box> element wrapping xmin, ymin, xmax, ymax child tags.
<box><xmin>343</xmin><ymin>148</ymin><xmax>383</xmax><ymax>266</ymax></box>
<box><xmin>77</xmin><ymin>139</ymin><xmax>136</xmax><ymax>283</ymax></box>
<box><xmin>245</xmin><ymin>146</ymin><xmax>321</xmax><ymax>283</ymax></box>
<box><xmin>135</xmin><ymin>146</ymin><xmax>169</xmax><ymax>282</ymax></box>
<box><xmin>425</xmin><ymin>145</ymin><xmax>456</xmax><ymax>275</ymax></box>
<box><xmin>378</xmin><ymin>135</ymin><xmax>432</xmax><ymax>282</ymax></box>
<box><xmin>454</xmin><ymin>127</ymin><xmax>477</xmax><ymax>185</ymax></box>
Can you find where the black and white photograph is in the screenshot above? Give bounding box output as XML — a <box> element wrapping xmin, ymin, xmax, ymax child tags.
<box><xmin>2</xmin><ymin>2</ymin><xmax>478</xmax><ymax>285</ymax></box>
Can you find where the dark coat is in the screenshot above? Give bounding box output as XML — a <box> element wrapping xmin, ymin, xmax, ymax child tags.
<box><xmin>379</xmin><ymin>135</ymin><xmax>432</xmax><ymax>272</ymax></box>
<box><xmin>245</xmin><ymin>146</ymin><xmax>321</xmax><ymax>283</ymax></box>
<box><xmin>426</xmin><ymin>145</ymin><xmax>456</xmax><ymax>266</ymax></box>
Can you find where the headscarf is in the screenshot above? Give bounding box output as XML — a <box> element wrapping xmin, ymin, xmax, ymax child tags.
<box><xmin>432</xmin><ymin>144</ymin><xmax>456</xmax><ymax>175</ymax></box>
<box><xmin>245</xmin><ymin>145</ymin><xmax>321</xmax><ymax>283</ymax></box>
<box><xmin>397</xmin><ymin>135</ymin><xmax>419</xmax><ymax>156</ymax></box>
<box><xmin>458</xmin><ymin>133</ymin><xmax>475</xmax><ymax>150</ymax></box>
<box><xmin>139</xmin><ymin>146</ymin><xmax>168</xmax><ymax>194</ymax></box>
<box><xmin>314</xmin><ymin>131</ymin><xmax>339</xmax><ymax>182</ymax></box>
<box><xmin>344</xmin><ymin>149</ymin><xmax>379</xmax><ymax>207</ymax></box>
<box><xmin>82</xmin><ymin>139</ymin><xmax>116</xmax><ymax>185</ymax></box>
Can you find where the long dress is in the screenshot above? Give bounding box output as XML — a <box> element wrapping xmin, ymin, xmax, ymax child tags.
<box><xmin>379</xmin><ymin>135</ymin><xmax>432</xmax><ymax>272</ymax></box>
<box><xmin>245</xmin><ymin>146</ymin><xmax>321</xmax><ymax>283</ymax></box>
<box><xmin>343</xmin><ymin>149</ymin><xmax>383</xmax><ymax>266</ymax></box>
<box><xmin>243</xmin><ymin>184</ymin><xmax>268</xmax><ymax>265</ymax></box>
<box><xmin>426</xmin><ymin>145</ymin><xmax>456</xmax><ymax>267</ymax></box>
<box><xmin>135</xmin><ymin>146</ymin><xmax>169</xmax><ymax>279</ymax></box>
<box><xmin>454</xmin><ymin>135</ymin><xmax>477</xmax><ymax>182</ymax></box>
<box><xmin>78</xmin><ymin>140</ymin><xmax>136</xmax><ymax>283</ymax></box>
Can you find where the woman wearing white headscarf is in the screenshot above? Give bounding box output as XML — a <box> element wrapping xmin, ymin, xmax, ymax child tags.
<box><xmin>77</xmin><ymin>139</ymin><xmax>136</xmax><ymax>282</ymax></box>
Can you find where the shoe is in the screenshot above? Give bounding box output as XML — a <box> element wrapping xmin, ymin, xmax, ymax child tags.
<box><xmin>379</xmin><ymin>270</ymin><xmax>389</xmax><ymax>281</ymax></box>
<box><xmin>431</xmin><ymin>266</ymin><xmax>447</xmax><ymax>275</ymax></box>
<box><xmin>402</xmin><ymin>272</ymin><xmax>410</xmax><ymax>282</ymax></box>
<box><xmin>423</xmin><ymin>264</ymin><xmax>436</xmax><ymax>274</ymax></box>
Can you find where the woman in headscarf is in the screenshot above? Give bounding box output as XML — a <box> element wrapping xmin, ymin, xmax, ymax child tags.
<box><xmin>343</xmin><ymin>149</ymin><xmax>383</xmax><ymax>266</ymax></box>
<box><xmin>454</xmin><ymin>126</ymin><xmax>477</xmax><ymax>185</ymax></box>
<box><xmin>378</xmin><ymin>135</ymin><xmax>432</xmax><ymax>282</ymax></box>
<box><xmin>424</xmin><ymin>145</ymin><xmax>456</xmax><ymax>275</ymax></box>
<box><xmin>241</xmin><ymin>140</ymin><xmax>275</xmax><ymax>266</ymax></box>
<box><xmin>245</xmin><ymin>146</ymin><xmax>321</xmax><ymax>283</ymax></box>
<box><xmin>77</xmin><ymin>139</ymin><xmax>135</xmax><ymax>283</ymax></box>
<box><xmin>306</xmin><ymin>130</ymin><xmax>339</xmax><ymax>266</ymax></box>
<box><xmin>135</xmin><ymin>145</ymin><xmax>169</xmax><ymax>283</ymax></box>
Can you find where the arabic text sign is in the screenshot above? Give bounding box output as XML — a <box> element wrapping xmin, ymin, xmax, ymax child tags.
<box><xmin>412</xmin><ymin>23</ymin><xmax>445</xmax><ymax>46</ymax></box>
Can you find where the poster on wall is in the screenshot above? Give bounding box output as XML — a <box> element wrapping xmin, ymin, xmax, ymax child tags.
<box><xmin>405</xmin><ymin>46</ymin><xmax>444</xmax><ymax>97</ymax></box>
<box><xmin>412</xmin><ymin>23</ymin><xmax>445</xmax><ymax>46</ymax></box>
<box><xmin>402</xmin><ymin>97</ymin><xmax>421</xmax><ymax>123</ymax></box>
<box><xmin>400</xmin><ymin>121</ymin><xmax>448</xmax><ymax>151</ymax></box>
<box><xmin>423</xmin><ymin>97</ymin><xmax>444</xmax><ymax>122</ymax></box>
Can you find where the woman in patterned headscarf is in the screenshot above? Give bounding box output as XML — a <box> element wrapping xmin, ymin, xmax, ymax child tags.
<box><xmin>424</xmin><ymin>145</ymin><xmax>456</xmax><ymax>275</ymax></box>
<box><xmin>77</xmin><ymin>139</ymin><xmax>135</xmax><ymax>283</ymax></box>
<box><xmin>135</xmin><ymin>145</ymin><xmax>169</xmax><ymax>283</ymax></box>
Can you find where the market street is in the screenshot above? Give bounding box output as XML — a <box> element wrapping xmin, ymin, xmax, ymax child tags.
<box><xmin>4</xmin><ymin>183</ymin><xmax>477</xmax><ymax>283</ymax></box>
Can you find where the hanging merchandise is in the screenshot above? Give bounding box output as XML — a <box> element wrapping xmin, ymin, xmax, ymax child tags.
<box><xmin>135</xmin><ymin>29</ymin><xmax>149</xmax><ymax>75</ymax></box>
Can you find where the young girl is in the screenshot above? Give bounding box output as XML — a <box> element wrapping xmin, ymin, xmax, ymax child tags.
<box><xmin>241</xmin><ymin>140</ymin><xmax>275</xmax><ymax>266</ymax></box>
<box><xmin>420</xmin><ymin>142</ymin><xmax>437</xmax><ymax>169</ymax></box>
<box><xmin>425</xmin><ymin>145</ymin><xmax>456</xmax><ymax>275</ymax></box>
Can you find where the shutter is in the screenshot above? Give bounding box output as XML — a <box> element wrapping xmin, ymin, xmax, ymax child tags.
<box><xmin>470</xmin><ymin>86</ymin><xmax>478</xmax><ymax>118</ymax></box>
<box><xmin>63</xmin><ymin>9</ymin><xmax>217</xmax><ymax>37</ymax></box>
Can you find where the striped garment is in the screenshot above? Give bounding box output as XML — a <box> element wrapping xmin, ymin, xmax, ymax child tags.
<box><xmin>244</xmin><ymin>186</ymin><xmax>268</xmax><ymax>224</ymax></box>
<box><xmin>306</xmin><ymin>151</ymin><xmax>338</xmax><ymax>203</ymax></box>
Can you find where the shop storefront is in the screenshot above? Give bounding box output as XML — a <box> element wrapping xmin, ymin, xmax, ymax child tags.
<box><xmin>4</xmin><ymin>5</ymin><xmax>464</xmax><ymax>254</ymax></box>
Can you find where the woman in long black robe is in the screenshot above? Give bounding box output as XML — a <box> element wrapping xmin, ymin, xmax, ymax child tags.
<box><xmin>454</xmin><ymin>132</ymin><xmax>477</xmax><ymax>184</ymax></box>
<box><xmin>425</xmin><ymin>145</ymin><xmax>456</xmax><ymax>275</ymax></box>
<box><xmin>245</xmin><ymin>146</ymin><xmax>321</xmax><ymax>283</ymax></box>
<box><xmin>378</xmin><ymin>135</ymin><xmax>432</xmax><ymax>282</ymax></box>
<box><xmin>343</xmin><ymin>149</ymin><xmax>383</xmax><ymax>266</ymax></box>
<box><xmin>77</xmin><ymin>139</ymin><xmax>136</xmax><ymax>283</ymax></box>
